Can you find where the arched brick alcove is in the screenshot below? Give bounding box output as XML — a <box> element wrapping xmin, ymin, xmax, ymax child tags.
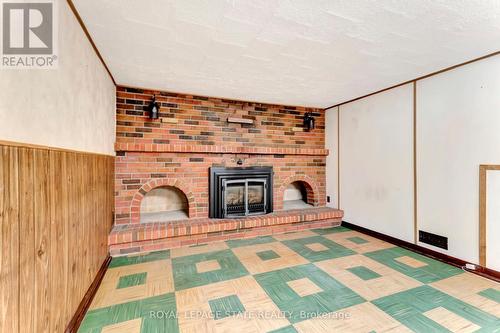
<box><xmin>130</xmin><ymin>178</ymin><xmax>195</xmax><ymax>223</ymax></box>
<box><xmin>276</xmin><ymin>175</ymin><xmax>320</xmax><ymax>210</ymax></box>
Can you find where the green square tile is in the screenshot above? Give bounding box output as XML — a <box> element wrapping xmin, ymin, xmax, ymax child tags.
<box><xmin>282</xmin><ymin>236</ymin><xmax>355</xmax><ymax>262</ymax></box>
<box><xmin>78</xmin><ymin>293</ymin><xmax>178</xmax><ymax>333</ymax></box>
<box><xmin>226</xmin><ymin>236</ymin><xmax>276</xmax><ymax>248</ymax></box>
<box><xmin>478</xmin><ymin>288</ymin><xmax>500</xmax><ymax>303</ymax></box>
<box><xmin>109</xmin><ymin>250</ymin><xmax>170</xmax><ymax>268</ymax></box>
<box><xmin>312</xmin><ymin>226</ymin><xmax>351</xmax><ymax>235</ymax></box>
<box><xmin>172</xmin><ymin>249</ymin><xmax>249</xmax><ymax>290</ymax></box>
<box><xmin>364</xmin><ymin>247</ymin><xmax>463</xmax><ymax>283</ymax></box>
<box><xmin>256</xmin><ymin>250</ymin><xmax>281</xmax><ymax>261</ymax></box>
<box><xmin>347</xmin><ymin>266</ymin><xmax>381</xmax><ymax>280</ymax></box>
<box><xmin>268</xmin><ymin>325</ymin><xmax>298</xmax><ymax>333</ymax></box>
<box><xmin>347</xmin><ymin>236</ymin><xmax>369</xmax><ymax>244</ymax></box>
<box><xmin>117</xmin><ymin>272</ymin><xmax>147</xmax><ymax>289</ymax></box>
<box><xmin>254</xmin><ymin>264</ymin><xmax>365</xmax><ymax>324</ymax></box>
<box><xmin>372</xmin><ymin>285</ymin><xmax>500</xmax><ymax>332</ymax></box>
<box><xmin>208</xmin><ymin>294</ymin><xmax>245</xmax><ymax>320</ymax></box>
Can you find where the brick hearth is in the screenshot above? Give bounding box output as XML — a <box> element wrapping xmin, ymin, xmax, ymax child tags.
<box><xmin>109</xmin><ymin>207</ymin><xmax>343</xmax><ymax>255</ymax></box>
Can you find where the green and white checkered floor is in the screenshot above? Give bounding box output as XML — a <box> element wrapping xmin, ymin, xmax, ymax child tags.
<box><xmin>79</xmin><ymin>226</ymin><xmax>500</xmax><ymax>332</ymax></box>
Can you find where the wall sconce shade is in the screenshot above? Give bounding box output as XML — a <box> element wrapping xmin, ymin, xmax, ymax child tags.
<box><xmin>303</xmin><ymin>112</ymin><xmax>315</xmax><ymax>131</ymax></box>
<box><xmin>147</xmin><ymin>95</ymin><xmax>160</xmax><ymax>119</ymax></box>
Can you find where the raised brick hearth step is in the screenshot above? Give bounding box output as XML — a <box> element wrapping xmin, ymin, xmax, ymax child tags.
<box><xmin>109</xmin><ymin>207</ymin><xmax>343</xmax><ymax>256</ymax></box>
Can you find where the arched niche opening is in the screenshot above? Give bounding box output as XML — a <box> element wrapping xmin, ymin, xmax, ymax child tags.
<box><xmin>283</xmin><ymin>181</ymin><xmax>314</xmax><ymax>210</ymax></box>
<box><xmin>140</xmin><ymin>186</ymin><xmax>188</xmax><ymax>223</ymax></box>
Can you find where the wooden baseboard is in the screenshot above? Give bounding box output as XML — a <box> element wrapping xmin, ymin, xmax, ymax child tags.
<box><xmin>342</xmin><ymin>221</ymin><xmax>500</xmax><ymax>282</ymax></box>
<box><xmin>65</xmin><ymin>255</ymin><xmax>112</xmax><ymax>333</ymax></box>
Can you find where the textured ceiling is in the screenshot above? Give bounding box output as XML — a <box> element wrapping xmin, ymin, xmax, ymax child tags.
<box><xmin>72</xmin><ymin>0</ymin><xmax>500</xmax><ymax>107</ymax></box>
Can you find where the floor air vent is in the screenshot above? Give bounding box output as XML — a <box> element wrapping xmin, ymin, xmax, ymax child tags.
<box><xmin>419</xmin><ymin>230</ymin><xmax>448</xmax><ymax>250</ymax></box>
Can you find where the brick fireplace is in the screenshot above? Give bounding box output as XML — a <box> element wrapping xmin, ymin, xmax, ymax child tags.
<box><xmin>111</xmin><ymin>86</ymin><xmax>343</xmax><ymax>255</ymax></box>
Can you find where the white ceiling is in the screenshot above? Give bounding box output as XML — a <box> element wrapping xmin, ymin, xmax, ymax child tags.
<box><xmin>73</xmin><ymin>0</ymin><xmax>500</xmax><ymax>108</ymax></box>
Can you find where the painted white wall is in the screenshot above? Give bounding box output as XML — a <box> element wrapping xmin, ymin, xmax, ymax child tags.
<box><xmin>325</xmin><ymin>106</ymin><xmax>339</xmax><ymax>208</ymax></box>
<box><xmin>0</xmin><ymin>2</ymin><xmax>115</xmax><ymax>155</ymax></box>
<box><xmin>338</xmin><ymin>84</ymin><xmax>414</xmax><ymax>242</ymax></box>
<box><xmin>486</xmin><ymin>171</ymin><xmax>500</xmax><ymax>271</ymax></box>
<box><xmin>325</xmin><ymin>54</ymin><xmax>500</xmax><ymax>267</ymax></box>
<box><xmin>417</xmin><ymin>55</ymin><xmax>500</xmax><ymax>264</ymax></box>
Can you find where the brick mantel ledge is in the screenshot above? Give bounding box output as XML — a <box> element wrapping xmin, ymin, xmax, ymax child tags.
<box><xmin>109</xmin><ymin>207</ymin><xmax>343</xmax><ymax>255</ymax></box>
<box><xmin>115</xmin><ymin>142</ymin><xmax>329</xmax><ymax>156</ymax></box>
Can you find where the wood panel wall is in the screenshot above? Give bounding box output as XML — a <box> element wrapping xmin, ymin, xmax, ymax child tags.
<box><xmin>0</xmin><ymin>142</ymin><xmax>114</xmax><ymax>332</ymax></box>
<box><xmin>479</xmin><ymin>165</ymin><xmax>500</xmax><ymax>267</ymax></box>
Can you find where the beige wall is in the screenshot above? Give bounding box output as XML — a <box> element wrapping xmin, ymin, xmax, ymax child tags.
<box><xmin>417</xmin><ymin>55</ymin><xmax>500</xmax><ymax>264</ymax></box>
<box><xmin>0</xmin><ymin>4</ymin><xmax>116</xmax><ymax>332</ymax></box>
<box><xmin>0</xmin><ymin>1</ymin><xmax>115</xmax><ymax>155</ymax></box>
<box><xmin>326</xmin><ymin>53</ymin><xmax>500</xmax><ymax>268</ymax></box>
<box><xmin>325</xmin><ymin>106</ymin><xmax>339</xmax><ymax>209</ymax></box>
<box><xmin>337</xmin><ymin>84</ymin><xmax>414</xmax><ymax>243</ymax></box>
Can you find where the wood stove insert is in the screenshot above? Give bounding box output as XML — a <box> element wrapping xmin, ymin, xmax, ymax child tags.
<box><xmin>209</xmin><ymin>166</ymin><xmax>273</xmax><ymax>218</ymax></box>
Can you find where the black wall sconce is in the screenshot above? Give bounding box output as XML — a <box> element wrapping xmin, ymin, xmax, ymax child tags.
<box><xmin>303</xmin><ymin>112</ymin><xmax>315</xmax><ymax>131</ymax></box>
<box><xmin>147</xmin><ymin>95</ymin><xmax>160</xmax><ymax>119</ymax></box>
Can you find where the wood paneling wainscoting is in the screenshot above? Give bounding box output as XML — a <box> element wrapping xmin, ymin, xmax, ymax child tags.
<box><xmin>0</xmin><ymin>142</ymin><xmax>114</xmax><ymax>332</ymax></box>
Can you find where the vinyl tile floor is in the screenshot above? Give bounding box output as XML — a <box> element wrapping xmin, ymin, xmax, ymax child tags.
<box><xmin>79</xmin><ymin>226</ymin><xmax>500</xmax><ymax>333</ymax></box>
